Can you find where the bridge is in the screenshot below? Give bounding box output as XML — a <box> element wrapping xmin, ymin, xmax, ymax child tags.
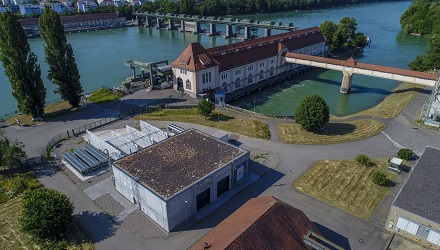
<box><xmin>134</xmin><ymin>12</ymin><xmax>299</xmax><ymax>39</ymax></box>
<box><xmin>284</xmin><ymin>52</ymin><xmax>438</xmax><ymax>94</ymax></box>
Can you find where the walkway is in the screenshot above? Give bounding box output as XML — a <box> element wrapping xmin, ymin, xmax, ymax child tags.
<box><xmin>2</xmin><ymin>87</ymin><xmax>440</xmax><ymax>250</ymax></box>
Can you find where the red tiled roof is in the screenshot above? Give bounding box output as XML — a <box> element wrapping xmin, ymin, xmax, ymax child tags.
<box><xmin>189</xmin><ymin>196</ymin><xmax>321</xmax><ymax>250</ymax></box>
<box><xmin>215</xmin><ymin>32</ymin><xmax>325</xmax><ymax>72</ymax></box>
<box><xmin>172</xmin><ymin>27</ymin><xmax>326</xmax><ymax>72</ymax></box>
<box><xmin>285</xmin><ymin>52</ymin><xmax>438</xmax><ymax>81</ymax></box>
<box><xmin>171</xmin><ymin>42</ymin><xmax>219</xmax><ymax>71</ymax></box>
<box><xmin>18</xmin><ymin>13</ymin><xmax>120</xmax><ymax>26</ymax></box>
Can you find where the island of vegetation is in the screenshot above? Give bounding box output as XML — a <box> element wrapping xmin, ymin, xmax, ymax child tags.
<box><xmin>319</xmin><ymin>17</ymin><xmax>368</xmax><ymax>53</ymax></box>
<box><xmin>400</xmin><ymin>0</ymin><xmax>440</xmax><ymax>71</ymax></box>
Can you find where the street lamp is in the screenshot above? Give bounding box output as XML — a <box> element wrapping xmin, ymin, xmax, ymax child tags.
<box><xmin>185</xmin><ymin>200</ymin><xmax>188</xmax><ymax>225</ymax></box>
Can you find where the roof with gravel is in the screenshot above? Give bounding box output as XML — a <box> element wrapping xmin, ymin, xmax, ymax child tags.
<box><xmin>393</xmin><ymin>147</ymin><xmax>440</xmax><ymax>224</ymax></box>
<box><xmin>114</xmin><ymin>129</ymin><xmax>247</xmax><ymax>200</ymax></box>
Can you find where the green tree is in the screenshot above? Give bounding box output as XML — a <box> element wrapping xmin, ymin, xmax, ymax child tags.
<box><xmin>372</xmin><ymin>171</ymin><xmax>387</xmax><ymax>186</ymax></box>
<box><xmin>198</xmin><ymin>98</ymin><xmax>215</xmax><ymax>119</ymax></box>
<box><xmin>320</xmin><ymin>20</ymin><xmax>338</xmax><ymax>49</ymax></box>
<box><xmin>397</xmin><ymin>148</ymin><xmax>415</xmax><ymax>161</ymax></box>
<box><xmin>0</xmin><ymin>11</ymin><xmax>46</xmax><ymax>118</ymax></box>
<box><xmin>39</xmin><ymin>8</ymin><xmax>83</xmax><ymax>107</ymax></box>
<box><xmin>0</xmin><ymin>130</ymin><xmax>27</xmax><ymax>168</ymax></box>
<box><xmin>355</xmin><ymin>154</ymin><xmax>371</xmax><ymax>166</ymax></box>
<box><xmin>294</xmin><ymin>94</ymin><xmax>330</xmax><ymax>132</ymax></box>
<box><xmin>20</xmin><ymin>188</ymin><xmax>74</xmax><ymax>242</ymax></box>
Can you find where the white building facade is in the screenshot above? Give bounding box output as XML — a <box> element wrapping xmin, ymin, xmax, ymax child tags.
<box><xmin>171</xmin><ymin>27</ymin><xmax>327</xmax><ymax>99</ymax></box>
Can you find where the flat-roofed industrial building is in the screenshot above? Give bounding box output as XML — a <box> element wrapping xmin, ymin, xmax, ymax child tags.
<box><xmin>386</xmin><ymin>147</ymin><xmax>440</xmax><ymax>249</ymax></box>
<box><xmin>111</xmin><ymin>129</ymin><xmax>250</xmax><ymax>232</ymax></box>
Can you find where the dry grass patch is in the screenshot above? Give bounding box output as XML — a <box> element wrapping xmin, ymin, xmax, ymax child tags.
<box><xmin>293</xmin><ymin>159</ymin><xmax>396</xmax><ymax>220</ymax></box>
<box><xmin>278</xmin><ymin>119</ymin><xmax>385</xmax><ymax>144</ymax></box>
<box><xmin>135</xmin><ymin>108</ymin><xmax>271</xmax><ymax>140</ymax></box>
<box><xmin>332</xmin><ymin>82</ymin><xmax>423</xmax><ymax>120</ymax></box>
<box><xmin>5</xmin><ymin>101</ymin><xmax>75</xmax><ymax>126</ymax></box>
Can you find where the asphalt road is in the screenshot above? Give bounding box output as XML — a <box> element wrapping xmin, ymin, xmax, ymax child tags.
<box><xmin>2</xmin><ymin>87</ymin><xmax>440</xmax><ymax>250</ymax></box>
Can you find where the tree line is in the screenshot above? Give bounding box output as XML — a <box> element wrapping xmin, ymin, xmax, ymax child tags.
<box><xmin>139</xmin><ymin>0</ymin><xmax>394</xmax><ymax>16</ymax></box>
<box><xmin>0</xmin><ymin>9</ymin><xmax>83</xmax><ymax>119</ymax></box>
<box><xmin>400</xmin><ymin>0</ymin><xmax>440</xmax><ymax>71</ymax></box>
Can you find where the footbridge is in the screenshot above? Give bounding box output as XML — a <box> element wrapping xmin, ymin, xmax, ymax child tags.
<box><xmin>284</xmin><ymin>52</ymin><xmax>438</xmax><ymax>93</ymax></box>
<box><xmin>134</xmin><ymin>12</ymin><xmax>299</xmax><ymax>39</ymax></box>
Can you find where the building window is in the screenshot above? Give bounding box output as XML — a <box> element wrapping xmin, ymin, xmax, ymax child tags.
<box><xmin>235</xmin><ymin>78</ymin><xmax>241</xmax><ymax>89</ymax></box>
<box><xmin>259</xmin><ymin>62</ymin><xmax>264</xmax><ymax>68</ymax></box>
<box><xmin>270</xmin><ymin>66</ymin><xmax>275</xmax><ymax>76</ymax></box>
<box><xmin>221</xmin><ymin>74</ymin><xmax>228</xmax><ymax>80</ymax></box>
<box><xmin>247</xmin><ymin>66</ymin><xmax>254</xmax><ymax>71</ymax></box>
<box><xmin>202</xmin><ymin>72</ymin><xmax>212</xmax><ymax>84</ymax></box>
<box><xmin>259</xmin><ymin>70</ymin><xmax>264</xmax><ymax>80</ymax></box>
<box><xmin>235</xmin><ymin>69</ymin><xmax>241</xmax><ymax>75</ymax></box>
<box><xmin>222</xmin><ymin>82</ymin><xmax>228</xmax><ymax>91</ymax></box>
<box><xmin>270</xmin><ymin>59</ymin><xmax>275</xmax><ymax>64</ymax></box>
<box><xmin>185</xmin><ymin>79</ymin><xmax>191</xmax><ymax>90</ymax></box>
<box><xmin>248</xmin><ymin>73</ymin><xmax>253</xmax><ymax>84</ymax></box>
<box><xmin>180</xmin><ymin>69</ymin><xmax>187</xmax><ymax>75</ymax></box>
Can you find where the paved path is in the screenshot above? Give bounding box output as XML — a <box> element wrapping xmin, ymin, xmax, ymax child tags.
<box><xmin>3</xmin><ymin>86</ymin><xmax>440</xmax><ymax>250</ymax></box>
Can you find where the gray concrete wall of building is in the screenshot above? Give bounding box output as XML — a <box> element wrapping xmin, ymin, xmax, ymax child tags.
<box><xmin>112</xmin><ymin>165</ymin><xmax>169</xmax><ymax>231</ymax></box>
<box><xmin>387</xmin><ymin>205</ymin><xmax>440</xmax><ymax>249</ymax></box>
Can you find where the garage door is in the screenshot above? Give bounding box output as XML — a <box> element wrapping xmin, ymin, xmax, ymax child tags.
<box><xmin>196</xmin><ymin>188</ymin><xmax>210</xmax><ymax>211</ymax></box>
<box><xmin>217</xmin><ymin>176</ymin><xmax>229</xmax><ymax>198</ymax></box>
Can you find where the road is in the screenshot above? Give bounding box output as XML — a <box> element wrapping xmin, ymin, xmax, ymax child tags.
<box><xmin>2</xmin><ymin>87</ymin><xmax>440</xmax><ymax>250</ymax></box>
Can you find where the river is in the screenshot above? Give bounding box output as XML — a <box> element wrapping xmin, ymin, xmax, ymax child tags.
<box><xmin>0</xmin><ymin>1</ymin><xmax>428</xmax><ymax>117</ymax></box>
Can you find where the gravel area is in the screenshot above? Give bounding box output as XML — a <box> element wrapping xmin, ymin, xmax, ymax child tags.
<box><xmin>120</xmin><ymin>210</ymin><xmax>168</xmax><ymax>238</ymax></box>
<box><xmin>94</xmin><ymin>193</ymin><xmax>125</xmax><ymax>216</ymax></box>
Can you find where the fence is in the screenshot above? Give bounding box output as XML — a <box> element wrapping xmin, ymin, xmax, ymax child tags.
<box><xmin>44</xmin><ymin>94</ymin><xmax>196</xmax><ymax>155</ymax></box>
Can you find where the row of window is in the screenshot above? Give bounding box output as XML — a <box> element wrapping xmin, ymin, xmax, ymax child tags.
<box><xmin>396</xmin><ymin>217</ymin><xmax>440</xmax><ymax>246</ymax></box>
<box><xmin>202</xmin><ymin>72</ymin><xmax>212</xmax><ymax>84</ymax></box>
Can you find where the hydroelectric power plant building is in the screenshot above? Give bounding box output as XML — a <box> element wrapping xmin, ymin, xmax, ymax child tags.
<box><xmin>111</xmin><ymin>129</ymin><xmax>250</xmax><ymax>232</ymax></box>
<box><xmin>171</xmin><ymin>27</ymin><xmax>327</xmax><ymax>101</ymax></box>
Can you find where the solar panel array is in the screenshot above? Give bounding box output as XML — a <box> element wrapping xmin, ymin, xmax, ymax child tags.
<box><xmin>63</xmin><ymin>144</ymin><xmax>109</xmax><ymax>176</ymax></box>
<box><xmin>84</xmin><ymin>144</ymin><xmax>108</xmax><ymax>163</ymax></box>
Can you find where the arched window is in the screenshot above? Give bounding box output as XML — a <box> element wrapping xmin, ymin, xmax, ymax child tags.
<box><xmin>222</xmin><ymin>82</ymin><xmax>228</xmax><ymax>91</ymax></box>
<box><xmin>185</xmin><ymin>79</ymin><xmax>191</xmax><ymax>90</ymax></box>
<box><xmin>270</xmin><ymin>66</ymin><xmax>275</xmax><ymax>76</ymax></box>
<box><xmin>259</xmin><ymin>70</ymin><xmax>264</xmax><ymax>80</ymax></box>
<box><xmin>248</xmin><ymin>73</ymin><xmax>253</xmax><ymax>84</ymax></box>
<box><xmin>235</xmin><ymin>78</ymin><xmax>241</xmax><ymax>89</ymax></box>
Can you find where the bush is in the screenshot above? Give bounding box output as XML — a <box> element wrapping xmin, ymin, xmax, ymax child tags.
<box><xmin>20</xmin><ymin>188</ymin><xmax>74</xmax><ymax>242</ymax></box>
<box><xmin>355</xmin><ymin>154</ymin><xmax>371</xmax><ymax>166</ymax></box>
<box><xmin>294</xmin><ymin>94</ymin><xmax>330</xmax><ymax>132</ymax></box>
<box><xmin>372</xmin><ymin>171</ymin><xmax>387</xmax><ymax>186</ymax></box>
<box><xmin>397</xmin><ymin>148</ymin><xmax>414</xmax><ymax>161</ymax></box>
<box><xmin>197</xmin><ymin>98</ymin><xmax>215</xmax><ymax>119</ymax></box>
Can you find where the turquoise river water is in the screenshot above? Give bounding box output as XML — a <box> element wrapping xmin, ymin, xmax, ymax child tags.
<box><xmin>0</xmin><ymin>1</ymin><xmax>429</xmax><ymax>116</ymax></box>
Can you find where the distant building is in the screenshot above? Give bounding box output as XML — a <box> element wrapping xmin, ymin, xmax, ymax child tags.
<box><xmin>13</xmin><ymin>0</ymin><xmax>31</xmax><ymax>5</ymax></box>
<box><xmin>171</xmin><ymin>27</ymin><xmax>327</xmax><ymax>100</ymax></box>
<box><xmin>2</xmin><ymin>0</ymin><xmax>15</xmax><ymax>5</ymax></box>
<box><xmin>77</xmin><ymin>0</ymin><xmax>98</xmax><ymax>12</ymax></box>
<box><xmin>190</xmin><ymin>196</ymin><xmax>340</xmax><ymax>250</ymax></box>
<box><xmin>97</xmin><ymin>0</ymin><xmax>114</xmax><ymax>7</ymax></box>
<box><xmin>386</xmin><ymin>147</ymin><xmax>440</xmax><ymax>249</ymax></box>
<box><xmin>50</xmin><ymin>2</ymin><xmax>72</xmax><ymax>14</ymax></box>
<box><xmin>18</xmin><ymin>4</ymin><xmax>44</xmax><ymax>16</ymax></box>
<box><xmin>111</xmin><ymin>129</ymin><xmax>250</xmax><ymax>232</ymax></box>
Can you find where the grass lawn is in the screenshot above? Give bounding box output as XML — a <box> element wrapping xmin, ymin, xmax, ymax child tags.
<box><xmin>0</xmin><ymin>167</ymin><xmax>94</xmax><ymax>249</ymax></box>
<box><xmin>134</xmin><ymin>108</ymin><xmax>271</xmax><ymax>140</ymax></box>
<box><xmin>293</xmin><ymin>159</ymin><xmax>397</xmax><ymax>220</ymax></box>
<box><xmin>332</xmin><ymin>82</ymin><xmax>423</xmax><ymax>120</ymax></box>
<box><xmin>5</xmin><ymin>101</ymin><xmax>75</xmax><ymax>126</ymax></box>
<box><xmin>278</xmin><ymin>119</ymin><xmax>385</xmax><ymax>144</ymax></box>
<box><xmin>88</xmin><ymin>88</ymin><xmax>123</xmax><ymax>103</ymax></box>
